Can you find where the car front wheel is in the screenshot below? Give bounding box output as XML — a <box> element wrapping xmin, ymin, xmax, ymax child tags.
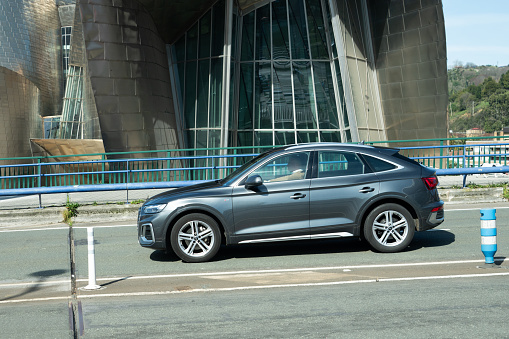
<box><xmin>170</xmin><ymin>213</ymin><xmax>221</xmax><ymax>263</ymax></box>
<box><xmin>363</xmin><ymin>204</ymin><xmax>415</xmax><ymax>252</ymax></box>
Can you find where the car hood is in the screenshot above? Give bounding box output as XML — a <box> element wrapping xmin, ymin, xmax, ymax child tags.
<box><xmin>144</xmin><ymin>180</ymin><xmax>224</xmax><ymax>205</ymax></box>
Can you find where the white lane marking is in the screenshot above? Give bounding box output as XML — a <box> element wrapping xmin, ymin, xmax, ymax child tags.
<box><xmin>2</xmin><ymin>271</ymin><xmax>509</xmax><ymax>304</ymax></box>
<box><xmin>0</xmin><ymin>224</ymin><xmax>136</xmax><ymax>233</ymax></box>
<box><xmin>0</xmin><ymin>280</ymin><xmax>70</xmax><ymax>288</ymax></box>
<box><xmin>0</xmin><ymin>260</ymin><xmax>487</xmax><ymax>290</ymax></box>
<box><xmin>79</xmin><ymin>259</ymin><xmax>486</xmax><ymax>282</ymax></box>
<box><xmin>446</xmin><ymin>206</ymin><xmax>509</xmax><ymax>212</ymax></box>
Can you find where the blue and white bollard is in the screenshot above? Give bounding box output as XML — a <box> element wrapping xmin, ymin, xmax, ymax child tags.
<box><xmin>480</xmin><ymin>209</ymin><xmax>497</xmax><ymax>264</ymax></box>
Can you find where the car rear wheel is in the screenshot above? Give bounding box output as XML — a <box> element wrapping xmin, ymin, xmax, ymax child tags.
<box><xmin>170</xmin><ymin>214</ymin><xmax>221</xmax><ymax>263</ymax></box>
<box><xmin>363</xmin><ymin>204</ymin><xmax>415</xmax><ymax>252</ymax></box>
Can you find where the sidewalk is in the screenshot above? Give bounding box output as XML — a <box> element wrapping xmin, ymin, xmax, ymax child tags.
<box><xmin>0</xmin><ymin>175</ymin><xmax>508</xmax><ymax>228</ymax></box>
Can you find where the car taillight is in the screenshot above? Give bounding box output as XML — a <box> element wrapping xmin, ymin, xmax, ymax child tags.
<box><xmin>422</xmin><ymin>176</ymin><xmax>438</xmax><ymax>190</ymax></box>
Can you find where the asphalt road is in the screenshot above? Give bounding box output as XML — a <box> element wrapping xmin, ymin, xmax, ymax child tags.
<box><xmin>1</xmin><ymin>203</ymin><xmax>509</xmax><ymax>338</ymax></box>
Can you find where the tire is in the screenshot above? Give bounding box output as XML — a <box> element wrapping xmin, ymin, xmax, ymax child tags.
<box><xmin>363</xmin><ymin>204</ymin><xmax>415</xmax><ymax>253</ymax></box>
<box><xmin>170</xmin><ymin>213</ymin><xmax>221</xmax><ymax>263</ymax></box>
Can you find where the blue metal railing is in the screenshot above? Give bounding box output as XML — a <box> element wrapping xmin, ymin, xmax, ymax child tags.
<box><xmin>1</xmin><ymin>143</ymin><xmax>509</xmax><ymax>200</ymax></box>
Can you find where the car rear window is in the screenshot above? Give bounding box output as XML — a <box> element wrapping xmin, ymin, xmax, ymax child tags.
<box><xmin>362</xmin><ymin>154</ymin><xmax>397</xmax><ymax>172</ymax></box>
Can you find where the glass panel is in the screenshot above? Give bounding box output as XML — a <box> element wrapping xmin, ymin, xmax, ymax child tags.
<box><xmin>313</xmin><ymin>61</ymin><xmax>339</xmax><ymax>129</ymax></box>
<box><xmin>306</xmin><ymin>0</ymin><xmax>328</xmax><ymax>59</ymax></box>
<box><xmin>186</xmin><ymin>130</ymin><xmax>195</xmax><ymax>149</ymax></box>
<box><xmin>254</xmin><ymin>131</ymin><xmax>273</xmax><ymax>147</ymax></box>
<box><xmin>186</xmin><ymin>23</ymin><xmax>198</xmax><ymax>61</ymax></box>
<box><xmin>196</xmin><ymin>60</ymin><xmax>210</xmax><ymax>128</ymax></box>
<box><xmin>345</xmin><ymin>129</ymin><xmax>352</xmax><ymax>142</ymax></box>
<box><xmin>320</xmin><ymin>131</ymin><xmax>341</xmax><ymax>142</ymax></box>
<box><xmin>209</xmin><ymin>58</ymin><xmax>222</xmax><ymax>128</ymax></box>
<box><xmin>184</xmin><ymin>60</ymin><xmax>197</xmax><ymax>128</ymax></box>
<box><xmin>254</xmin><ymin>62</ymin><xmax>272</xmax><ymax>129</ymax></box>
<box><xmin>211</xmin><ymin>1</ymin><xmax>225</xmax><ymax>57</ymax></box>
<box><xmin>317</xmin><ymin>151</ymin><xmax>367</xmax><ymax>177</ymax></box>
<box><xmin>238</xmin><ymin>63</ymin><xmax>254</xmax><ymax>129</ymax></box>
<box><xmin>297</xmin><ymin>131</ymin><xmax>318</xmax><ymax>143</ymax></box>
<box><xmin>241</xmin><ymin>11</ymin><xmax>255</xmax><ymax>61</ymax></box>
<box><xmin>272</xmin><ymin>0</ymin><xmax>290</xmax><ymax>60</ymax></box>
<box><xmin>176</xmin><ymin>63</ymin><xmax>185</xmax><ymax>102</ymax></box>
<box><xmin>363</xmin><ymin>154</ymin><xmax>397</xmax><ymax>172</ymax></box>
<box><xmin>273</xmin><ymin>60</ymin><xmax>293</xmax><ymax>129</ymax></box>
<box><xmin>275</xmin><ymin>131</ymin><xmax>295</xmax><ymax>145</ymax></box>
<box><xmin>256</xmin><ymin>5</ymin><xmax>271</xmax><ymax>61</ymax></box>
<box><xmin>334</xmin><ymin>59</ymin><xmax>349</xmax><ymax>128</ymax></box>
<box><xmin>231</xmin><ymin>11</ymin><xmax>238</xmax><ymax>60</ymax></box>
<box><xmin>238</xmin><ymin>131</ymin><xmax>254</xmax><ymax>147</ymax></box>
<box><xmin>199</xmin><ymin>10</ymin><xmax>212</xmax><ymax>59</ymax></box>
<box><xmin>288</xmin><ymin>0</ymin><xmax>310</xmax><ymax>59</ymax></box>
<box><xmin>175</xmin><ymin>36</ymin><xmax>186</xmax><ymax>62</ymax></box>
<box><xmin>293</xmin><ymin>61</ymin><xmax>316</xmax><ymax>129</ymax></box>
<box><xmin>252</xmin><ymin>152</ymin><xmax>310</xmax><ymax>182</ymax></box>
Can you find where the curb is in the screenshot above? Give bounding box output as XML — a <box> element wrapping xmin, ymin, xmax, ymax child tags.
<box><xmin>1</xmin><ymin>188</ymin><xmax>507</xmax><ymax>228</ymax></box>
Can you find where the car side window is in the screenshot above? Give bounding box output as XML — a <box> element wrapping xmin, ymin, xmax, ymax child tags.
<box><xmin>251</xmin><ymin>152</ymin><xmax>310</xmax><ymax>182</ymax></box>
<box><xmin>362</xmin><ymin>154</ymin><xmax>397</xmax><ymax>172</ymax></box>
<box><xmin>318</xmin><ymin>151</ymin><xmax>369</xmax><ymax>178</ymax></box>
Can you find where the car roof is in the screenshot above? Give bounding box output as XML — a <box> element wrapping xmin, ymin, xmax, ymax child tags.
<box><xmin>281</xmin><ymin>142</ymin><xmax>399</xmax><ymax>153</ymax></box>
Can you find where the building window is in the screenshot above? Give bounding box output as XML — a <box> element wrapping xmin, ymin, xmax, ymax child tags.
<box><xmin>61</xmin><ymin>26</ymin><xmax>72</xmax><ymax>88</ymax></box>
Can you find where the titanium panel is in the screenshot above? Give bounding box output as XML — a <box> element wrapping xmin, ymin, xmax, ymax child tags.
<box><xmin>369</xmin><ymin>0</ymin><xmax>447</xmax><ymax>145</ymax></box>
<box><xmin>0</xmin><ymin>0</ymin><xmax>62</xmax><ymax>158</ymax></box>
<box><xmin>79</xmin><ymin>0</ymin><xmax>180</xmax><ymax>154</ymax></box>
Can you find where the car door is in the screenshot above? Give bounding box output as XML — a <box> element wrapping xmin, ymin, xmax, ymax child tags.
<box><xmin>309</xmin><ymin>150</ymin><xmax>380</xmax><ymax>237</ymax></box>
<box><xmin>231</xmin><ymin>151</ymin><xmax>312</xmax><ymax>243</ymax></box>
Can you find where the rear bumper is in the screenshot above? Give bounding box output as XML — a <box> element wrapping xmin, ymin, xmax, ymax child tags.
<box><xmin>417</xmin><ymin>201</ymin><xmax>444</xmax><ymax>231</ymax></box>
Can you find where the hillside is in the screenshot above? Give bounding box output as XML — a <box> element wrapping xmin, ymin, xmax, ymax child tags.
<box><xmin>448</xmin><ymin>65</ymin><xmax>509</xmax><ymax>133</ymax></box>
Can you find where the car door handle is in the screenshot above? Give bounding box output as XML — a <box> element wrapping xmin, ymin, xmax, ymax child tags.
<box><xmin>290</xmin><ymin>193</ymin><xmax>307</xmax><ymax>200</ymax></box>
<box><xmin>359</xmin><ymin>187</ymin><xmax>375</xmax><ymax>193</ymax></box>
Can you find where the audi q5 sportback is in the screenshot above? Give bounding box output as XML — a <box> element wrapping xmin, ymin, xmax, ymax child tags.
<box><xmin>138</xmin><ymin>143</ymin><xmax>444</xmax><ymax>262</ymax></box>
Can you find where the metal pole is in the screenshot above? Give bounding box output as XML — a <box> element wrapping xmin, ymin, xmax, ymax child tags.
<box><xmin>83</xmin><ymin>227</ymin><xmax>101</xmax><ymax>290</ymax></box>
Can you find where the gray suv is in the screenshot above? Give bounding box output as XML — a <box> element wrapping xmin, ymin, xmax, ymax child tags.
<box><xmin>138</xmin><ymin>143</ymin><xmax>444</xmax><ymax>262</ymax></box>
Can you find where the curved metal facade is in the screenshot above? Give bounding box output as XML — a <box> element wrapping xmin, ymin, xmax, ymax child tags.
<box><xmin>0</xmin><ymin>0</ymin><xmax>61</xmax><ymax>158</ymax></box>
<box><xmin>0</xmin><ymin>0</ymin><xmax>448</xmax><ymax>160</ymax></box>
<box><xmin>78</xmin><ymin>0</ymin><xmax>179</xmax><ymax>154</ymax></box>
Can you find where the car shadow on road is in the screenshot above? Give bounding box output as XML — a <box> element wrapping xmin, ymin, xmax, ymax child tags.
<box><xmin>407</xmin><ymin>230</ymin><xmax>455</xmax><ymax>250</ymax></box>
<box><xmin>148</xmin><ymin>230</ymin><xmax>456</xmax><ymax>263</ymax></box>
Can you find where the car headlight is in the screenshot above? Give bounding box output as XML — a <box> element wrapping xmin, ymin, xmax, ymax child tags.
<box><xmin>143</xmin><ymin>204</ymin><xmax>167</xmax><ymax>214</ymax></box>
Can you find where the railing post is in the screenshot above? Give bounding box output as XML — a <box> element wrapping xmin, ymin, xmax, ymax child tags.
<box><xmin>126</xmin><ymin>159</ymin><xmax>130</xmax><ymax>204</ymax></box>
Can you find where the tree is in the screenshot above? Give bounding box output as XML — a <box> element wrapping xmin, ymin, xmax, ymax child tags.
<box><xmin>467</xmin><ymin>84</ymin><xmax>482</xmax><ymax>100</ymax></box>
<box><xmin>500</xmin><ymin>70</ymin><xmax>509</xmax><ymax>90</ymax></box>
<box><xmin>481</xmin><ymin>77</ymin><xmax>501</xmax><ymax>97</ymax></box>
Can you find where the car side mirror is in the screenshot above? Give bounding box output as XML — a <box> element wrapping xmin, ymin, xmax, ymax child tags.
<box><xmin>245</xmin><ymin>175</ymin><xmax>263</xmax><ymax>189</ymax></box>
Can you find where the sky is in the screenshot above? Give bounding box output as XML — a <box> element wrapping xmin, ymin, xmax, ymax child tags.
<box><xmin>442</xmin><ymin>0</ymin><xmax>509</xmax><ymax>68</ymax></box>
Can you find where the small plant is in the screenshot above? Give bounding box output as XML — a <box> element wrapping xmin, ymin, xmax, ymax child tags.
<box><xmin>92</xmin><ymin>201</ymin><xmax>98</xmax><ymax>206</ymax></box>
<box><xmin>131</xmin><ymin>199</ymin><xmax>145</xmax><ymax>205</ymax></box>
<box><xmin>503</xmin><ymin>185</ymin><xmax>509</xmax><ymax>200</ymax></box>
<box><xmin>63</xmin><ymin>202</ymin><xmax>80</xmax><ymax>226</ymax></box>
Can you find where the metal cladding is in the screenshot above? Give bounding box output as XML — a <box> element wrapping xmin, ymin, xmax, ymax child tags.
<box><xmin>0</xmin><ymin>0</ymin><xmax>448</xmax><ymax>160</ymax></box>
<box><xmin>0</xmin><ymin>0</ymin><xmax>62</xmax><ymax>159</ymax></box>
<box><xmin>370</xmin><ymin>0</ymin><xmax>448</xmax><ymax>144</ymax></box>
<box><xmin>78</xmin><ymin>0</ymin><xmax>179</xmax><ymax>155</ymax></box>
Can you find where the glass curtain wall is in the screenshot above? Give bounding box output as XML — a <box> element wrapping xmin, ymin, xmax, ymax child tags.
<box><xmin>61</xmin><ymin>26</ymin><xmax>72</xmax><ymax>90</ymax></box>
<box><xmin>170</xmin><ymin>0</ymin><xmax>351</xmax><ymax>154</ymax></box>
<box><xmin>236</xmin><ymin>0</ymin><xmax>351</xmax><ymax>147</ymax></box>
<box><xmin>59</xmin><ymin>65</ymin><xmax>84</xmax><ymax>139</ymax></box>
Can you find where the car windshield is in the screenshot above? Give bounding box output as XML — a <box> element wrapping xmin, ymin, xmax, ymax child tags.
<box><xmin>219</xmin><ymin>149</ymin><xmax>280</xmax><ymax>185</ymax></box>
